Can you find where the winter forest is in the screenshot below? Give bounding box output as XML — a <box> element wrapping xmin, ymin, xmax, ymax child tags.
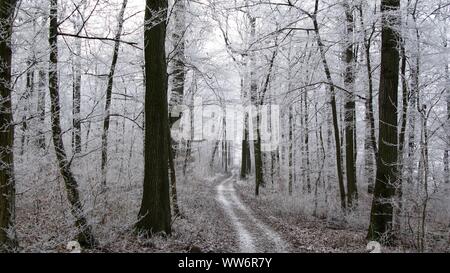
<box><xmin>0</xmin><ymin>0</ymin><xmax>449</xmax><ymax>253</ymax></box>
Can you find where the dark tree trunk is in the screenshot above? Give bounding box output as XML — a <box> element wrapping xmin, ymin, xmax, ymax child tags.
<box><xmin>367</xmin><ymin>0</ymin><xmax>401</xmax><ymax>244</ymax></box>
<box><xmin>312</xmin><ymin>1</ymin><xmax>346</xmax><ymax>210</ymax></box>
<box><xmin>254</xmin><ymin>47</ymin><xmax>276</xmax><ymax>196</ymax></box>
<box><xmin>304</xmin><ymin>90</ymin><xmax>311</xmax><ymax>193</ymax></box>
<box><xmin>240</xmin><ymin>110</ymin><xmax>251</xmax><ymax>178</ymax></box>
<box><xmin>36</xmin><ymin>67</ymin><xmax>46</xmax><ymax>150</ymax></box>
<box><xmin>0</xmin><ymin>0</ymin><xmax>18</xmax><ymax>251</ymax></box>
<box><xmin>48</xmin><ymin>0</ymin><xmax>97</xmax><ymax>248</ymax></box>
<box><xmin>288</xmin><ymin>105</ymin><xmax>293</xmax><ymax>195</ymax></box>
<box><xmin>445</xmin><ymin>42</ymin><xmax>449</xmax><ymax>184</ymax></box>
<box><xmin>100</xmin><ymin>0</ymin><xmax>128</xmax><ymax>188</ymax></box>
<box><xmin>247</xmin><ymin>16</ymin><xmax>264</xmax><ymax>196</ymax></box>
<box><xmin>183</xmin><ymin>139</ymin><xmax>191</xmax><ymax>176</ymax></box>
<box><xmin>254</xmin><ymin>114</ymin><xmax>263</xmax><ymax>195</ymax></box>
<box><xmin>222</xmin><ymin>115</ymin><xmax>229</xmax><ymax>174</ymax></box>
<box><xmin>359</xmin><ymin>4</ymin><xmax>378</xmax><ymax>194</ymax></box>
<box><xmin>20</xmin><ymin>59</ymin><xmax>34</xmax><ymax>155</ymax></box>
<box><xmin>343</xmin><ymin>1</ymin><xmax>358</xmax><ymax>207</ymax></box>
<box><xmin>210</xmin><ymin>140</ymin><xmax>220</xmax><ymax>170</ymax></box>
<box><xmin>135</xmin><ymin>0</ymin><xmax>172</xmax><ymax>235</ymax></box>
<box><xmin>240</xmin><ymin>63</ymin><xmax>251</xmax><ymax>179</ymax></box>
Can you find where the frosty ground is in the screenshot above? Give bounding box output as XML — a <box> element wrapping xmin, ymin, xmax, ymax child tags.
<box><xmin>16</xmin><ymin>153</ymin><xmax>447</xmax><ymax>253</ymax></box>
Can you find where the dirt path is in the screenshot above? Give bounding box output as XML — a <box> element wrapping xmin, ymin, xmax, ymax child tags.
<box><xmin>216</xmin><ymin>172</ymin><xmax>288</xmax><ymax>253</ymax></box>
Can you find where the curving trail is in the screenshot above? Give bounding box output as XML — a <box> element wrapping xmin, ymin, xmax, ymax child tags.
<box><xmin>216</xmin><ymin>172</ymin><xmax>288</xmax><ymax>253</ymax></box>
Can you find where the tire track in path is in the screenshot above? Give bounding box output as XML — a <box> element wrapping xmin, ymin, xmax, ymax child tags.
<box><xmin>216</xmin><ymin>172</ymin><xmax>288</xmax><ymax>253</ymax></box>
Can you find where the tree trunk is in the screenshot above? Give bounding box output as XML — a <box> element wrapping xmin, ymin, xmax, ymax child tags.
<box><xmin>247</xmin><ymin>16</ymin><xmax>264</xmax><ymax>196</ymax></box>
<box><xmin>367</xmin><ymin>0</ymin><xmax>401</xmax><ymax>244</ymax></box>
<box><xmin>288</xmin><ymin>105</ymin><xmax>293</xmax><ymax>195</ymax></box>
<box><xmin>168</xmin><ymin>0</ymin><xmax>185</xmax><ymax>212</ymax></box>
<box><xmin>442</xmin><ymin>12</ymin><xmax>449</xmax><ymax>185</ymax></box>
<box><xmin>254</xmin><ymin>111</ymin><xmax>263</xmax><ymax>196</ymax></box>
<box><xmin>0</xmin><ymin>0</ymin><xmax>18</xmax><ymax>251</ymax></box>
<box><xmin>168</xmin><ymin>130</ymin><xmax>180</xmax><ymax>216</ymax></box>
<box><xmin>183</xmin><ymin>92</ymin><xmax>195</xmax><ymax>177</ymax></box>
<box><xmin>48</xmin><ymin>0</ymin><xmax>97</xmax><ymax>248</ymax></box>
<box><xmin>304</xmin><ymin>90</ymin><xmax>311</xmax><ymax>193</ymax></box>
<box><xmin>135</xmin><ymin>0</ymin><xmax>172</xmax><ymax>235</ymax></box>
<box><xmin>240</xmin><ymin>110</ymin><xmax>251</xmax><ymax>178</ymax></box>
<box><xmin>210</xmin><ymin>140</ymin><xmax>220</xmax><ymax>170</ymax></box>
<box><xmin>343</xmin><ymin>1</ymin><xmax>358</xmax><ymax>207</ymax></box>
<box><xmin>312</xmin><ymin>4</ymin><xmax>346</xmax><ymax>210</ymax></box>
<box><xmin>34</xmin><ymin>16</ymin><xmax>47</xmax><ymax>150</ymax></box>
<box><xmin>406</xmin><ymin>10</ymin><xmax>421</xmax><ymax>186</ymax></box>
<box><xmin>100</xmin><ymin>0</ymin><xmax>128</xmax><ymax>189</ymax></box>
<box><xmin>395</xmin><ymin>14</ymin><xmax>410</xmax><ymax>234</ymax></box>
<box><xmin>444</xmin><ymin>46</ymin><xmax>449</xmax><ymax>184</ymax></box>
<box><xmin>71</xmin><ymin>11</ymin><xmax>82</xmax><ymax>155</ymax></box>
<box><xmin>20</xmin><ymin>59</ymin><xmax>34</xmax><ymax>155</ymax></box>
<box><xmin>36</xmin><ymin>66</ymin><xmax>46</xmax><ymax>150</ymax></box>
<box><xmin>359</xmin><ymin>4</ymin><xmax>378</xmax><ymax>194</ymax></box>
<box><xmin>254</xmin><ymin>47</ymin><xmax>277</xmax><ymax>196</ymax></box>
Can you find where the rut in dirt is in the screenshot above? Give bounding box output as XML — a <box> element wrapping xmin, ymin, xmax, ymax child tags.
<box><xmin>216</xmin><ymin>172</ymin><xmax>288</xmax><ymax>253</ymax></box>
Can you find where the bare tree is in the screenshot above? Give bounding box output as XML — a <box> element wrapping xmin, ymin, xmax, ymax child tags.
<box><xmin>168</xmin><ymin>0</ymin><xmax>186</xmax><ymax>216</ymax></box>
<box><xmin>0</xmin><ymin>0</ymin><xmax>18</xmax><ymax>251</ymax></box>
<box><xmin>135</xmin><ymin>0</ymin><xmax>172</xmax><ymax>236</ymax></box>
<box><xmin>367</xmin><ymin>0</ymin><xmax>401</xmax><ymax>244</ymax></box>
<box><xmin>48</xmin><ymin>0</ymin><xmax>97</xmax><ymax>248</ymax></box>
<box><xmin>359</xmin><ymin>3</ymin><xmax>378</xmax><ymax>194</ymax></box>
<box><xmin>100</xmin><ymin>0</ymin><xmax>128</xmax><ymax>189</ymax></box>
<box><xmin>342</xmin><ymin>0</ymin><xmax>357</xmax><ymax>207</ymax></box>
<box><xmin>312</xmin><ymin>0</ymin><xmax>346</xmax><ymax>210</ymax></box>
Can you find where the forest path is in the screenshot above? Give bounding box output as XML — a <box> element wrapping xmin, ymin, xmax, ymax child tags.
<box><xmin>216</xmin><ymin>172</ymin><xmax>288</xmax><ymax>253</ymax></box>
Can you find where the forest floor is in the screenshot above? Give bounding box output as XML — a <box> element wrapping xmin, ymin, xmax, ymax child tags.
<box><xmin>236</xmin><ymin>179</ymin><xmax>368</xmax><ymax>253</ymax></box>
<box><xmin>15</xmin><ymin>162</ymin><xmax>447</xmax><ymax>252</ymax></box>
<box><xmin>216</xmin><ymin>172</ymin><xmax>288</xmax><ymax>252</ymax></box>
<box><xmin>166</xmin><ymin>170</ymin><xmax>401</xmax><ymax>253</ymax></box>
<box><xmin>91</xmin><ymin>170</ymin><xmax>377</xmax><ymax>253</ymax></box>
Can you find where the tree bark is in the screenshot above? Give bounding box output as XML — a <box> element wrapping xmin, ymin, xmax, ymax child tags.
<box><xmin>247</xmin><ymin>16</ymin><xmax>264</xmax><ymax>196</ymax></box>
<box><xmin>395</xmin><ymin>13</ymin><xmax>411</xmax><ymax>234</ymax></box>
<box><xmin>343</xmin><ymin>1</ymin><xmax>357</xmax><ymax>207</ymax></box>
<box><xmin>240</xmin><ymin>80</ymin><xmax>251</xmax><ymax>178</ymax></box>
<box><xmin>312</xmin><ymin>2</ymin><xmax>346</xmax><ymax>210</ymax></box>
<box><xmin>20</xmin><ymin>59</ymin><xmax>34</xmax><ymax>155</ymax></box>
<box><xmin>303</xmin><ymin>89</ymin><xmax>311</xmax><ymax>193</ymax></box>
<box><xmin>36</xmin><ymin>66</ymin><xmax>46</xmax><ymax>150</ymax></box>
<box><xmin>135</xmin><ymin>0</ymin><xmax>172</xmax><ymax>235</ymax></box>
<box><xmin>288</xmin><ymin>105</ymin><xmax>293</xmax><ymax>195</ymax></box>
<box><xmin>441</xmin><ymin>8</ymin><xmax>449</xmax><ymax>185</ymax></box>
<box><xmin>444</xmin><ymin>43</ymin><xmax>449</xmax><ymax>184</ymax></box>
<box><xmin>0</xmin><ymin>0</ymin><xmax>18</xmax><ymax>251</ymax></box>
<box><xmin>367</xmin><ymin>0</ymin><xmax>401</xmax><ymax>244</ymax></box>
<box><xmin>168</xmin><ymin>0</ymin><xmax>185</xmax><ymax>214</ymax></box>
<box><xmin>359</xmin><ymin>4</ymin><xmax>378</xmax><ymax>194</ymax></box>
<box><xmin>406</xmin><ymin>8</ymin><xmax>421</xmax><ymax>186</ymax></box>
<box><xmin>71</xmin><ymin>10</ymin><xmax>83</xmax><ymax>155</ymax></box>
<box><xmin>48</xmin><ymin>0</ymin><xmax>97</xmax><ymax>248</ymax></box>
<box><xmin>254</xmin><ymin>47</ymin><xmax>277</xmax><ymax>196</ymax></box>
